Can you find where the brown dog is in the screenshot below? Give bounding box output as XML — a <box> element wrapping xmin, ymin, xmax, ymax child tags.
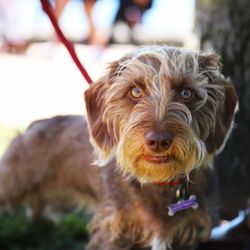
<box><xmin>84</xmin><ymin>45</ymin><xmax>238</xmax><ymax>249</ymax></box>
<box><xmin>0</xmin><ymin>45</ymin><xmax>238</xmax><ymax>249</ymax></box>
<box><xmin>0</xmin><ymin>115</ymin><xmax>100</xmax><ymax>220</ymax></box>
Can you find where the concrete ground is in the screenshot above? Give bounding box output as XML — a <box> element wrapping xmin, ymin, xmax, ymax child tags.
<box><xmin>0</xmin><ymin>43</ymin><xmax>136</xmax><ymax>128</ymax></box>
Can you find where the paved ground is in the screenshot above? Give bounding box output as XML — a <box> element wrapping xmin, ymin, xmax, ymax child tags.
<box><xmin>0</xmin><ymin>43</ymin><xmax>136</xmax><ymax>128</ymax></box>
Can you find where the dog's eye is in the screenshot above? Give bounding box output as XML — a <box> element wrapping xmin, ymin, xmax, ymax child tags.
<box><xmin>130</xmin><ymin>87</ymin><xmax>143</xmax><ymax>98</ymax></box>
<box><xmin>180</xmin><ymin>88</ymin><xmax>193</xmax><ymax>100</ymax></box>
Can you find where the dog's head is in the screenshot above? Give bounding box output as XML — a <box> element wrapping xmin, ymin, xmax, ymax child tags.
<box><xmin>85</xmin><ymin>46</ymin><xmax>238</xmax><ymax>183</ymax></box>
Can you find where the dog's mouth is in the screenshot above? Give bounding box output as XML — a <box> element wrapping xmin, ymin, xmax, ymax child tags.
<box><xmin>142</xmin><ymin>154</ymin><xmax>175</xmax><ymax>164</ymax></box>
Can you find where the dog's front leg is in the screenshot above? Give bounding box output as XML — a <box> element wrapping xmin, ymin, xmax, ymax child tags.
<box><xmin>168</xmin><ymin>208</ymin><xmax>212</xmax><ymax>249</ymax></box>
<box><xmin>86</xmin><ymin>228</ymin><xmax>134</xmax><ymax>250</ymax></box>
<box><xmin>86</xmin><ymin>207</ymin><xmax>150</xmax><ymax>250</ymax></box>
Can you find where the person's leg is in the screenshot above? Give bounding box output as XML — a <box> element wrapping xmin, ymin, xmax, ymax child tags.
<box><xmin>83</xmin><ymin>0</ymin><xmax>107</xmax><ymax>46</ymax></box>
<box><xmin>82</xmin><ymin>0</ymin><xmax>96</xmax><ymax>44</ymax></box>
<box><xmin>54</xmin><ymin>0</ymin><xmax>68</xmax><ymax>20</ymax></box>
<box><xmin>51</xmin><ymin>0</ymin><xmax>68</xmax><ymax>42</ymax></box>
<box><xmin>133</xmin><ymin>0</ymin><xmax>152</xmax><ymax>9</ymax></box>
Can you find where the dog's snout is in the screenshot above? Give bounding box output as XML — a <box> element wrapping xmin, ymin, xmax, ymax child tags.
<box><xmin>145</xmin><ymin>131</ymin><xmax>173</xmax><ymax>152</ymax></box>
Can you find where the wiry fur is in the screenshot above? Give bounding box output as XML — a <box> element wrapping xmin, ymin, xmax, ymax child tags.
<box><xmin>84</xmin><ymin>45</ymin><xmax>238</xmax><ymax>249</ymax></box>
<box><xmin>86</xmin><ymin>46</ymin><xmax>237</xmax><ymax>184</ymax></box>
<box><xmin>0</xmin><ymin>115</ymin><xmax>100</xmax><ymax>220</ymax></box>
<box><xmin>0</xmin><ymin>45</ymin><xmax>238</xmax><ymax>249</ymax></box>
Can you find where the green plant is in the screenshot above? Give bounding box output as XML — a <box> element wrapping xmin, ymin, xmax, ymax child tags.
<box><xmin>0</xmin><ymin>207</ymin><xmax>90</xmax><ymax>250</ymax></box>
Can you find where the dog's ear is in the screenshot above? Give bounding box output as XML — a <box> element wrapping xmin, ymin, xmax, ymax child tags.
<box><xmin>84</xmin><ymin>60</ymin><xmax>121</xmax><ymax>163</ymax></box>
<box><xmin>199</xmin><ymin>53</ymin><xmax>238</xmax><ymax>154</ymax></box>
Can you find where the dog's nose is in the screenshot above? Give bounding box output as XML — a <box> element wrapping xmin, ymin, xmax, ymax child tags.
<box><xmin>145</xmin><ymin>131</ymin><xmax>173</xmax><ymax>152</ymax></box>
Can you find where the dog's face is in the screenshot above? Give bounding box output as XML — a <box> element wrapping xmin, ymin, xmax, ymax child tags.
<box><xmin>85</xmin><ymin>46</ymin><xmax>238</xmax><ymax>183</ymax></box>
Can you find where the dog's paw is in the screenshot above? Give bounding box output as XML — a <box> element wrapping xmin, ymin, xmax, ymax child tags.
<box><xmin>170</xmin><ymin>209</ymin><xmax>211</xmax><ymax>248</ymax></box>
<box><xmin>86</xmin><ymin>229</ymin><xmax>133</xmax><ymax>250</ymax></box>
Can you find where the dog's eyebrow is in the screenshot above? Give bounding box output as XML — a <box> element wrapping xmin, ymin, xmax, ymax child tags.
<box><xmin>170</xmin><ymin>78</ymin><xmax>190</xmax><ymax>89</ymax></box>
<box><xmin>131</xmin><ymin>78</ymin><xmax>146</xmax><ymax>89</ymax></box>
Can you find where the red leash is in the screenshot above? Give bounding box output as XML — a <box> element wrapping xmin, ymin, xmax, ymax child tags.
<box><xmin>40</xmin><ymin>0</ymin><xmax>93</xmax><ymax>84</ymax></box>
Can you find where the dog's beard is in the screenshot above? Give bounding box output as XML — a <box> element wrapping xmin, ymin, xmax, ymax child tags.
<box><xmin>116</xmin><ymin>126</ymin><xmax>206</xmax><ymax>183</ymax></box>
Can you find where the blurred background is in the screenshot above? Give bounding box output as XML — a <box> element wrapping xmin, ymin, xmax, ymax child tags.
<box><xmin>0</xmin><ymin>0</ymin><xmax>249</xmax><ymax>249</ymax></box>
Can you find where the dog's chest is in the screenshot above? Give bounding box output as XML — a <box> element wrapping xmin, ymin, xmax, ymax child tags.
<box><xmin>126</xmin><ymin>183</ymin><xmax>185</xmax><ymax>247</ymax></box>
